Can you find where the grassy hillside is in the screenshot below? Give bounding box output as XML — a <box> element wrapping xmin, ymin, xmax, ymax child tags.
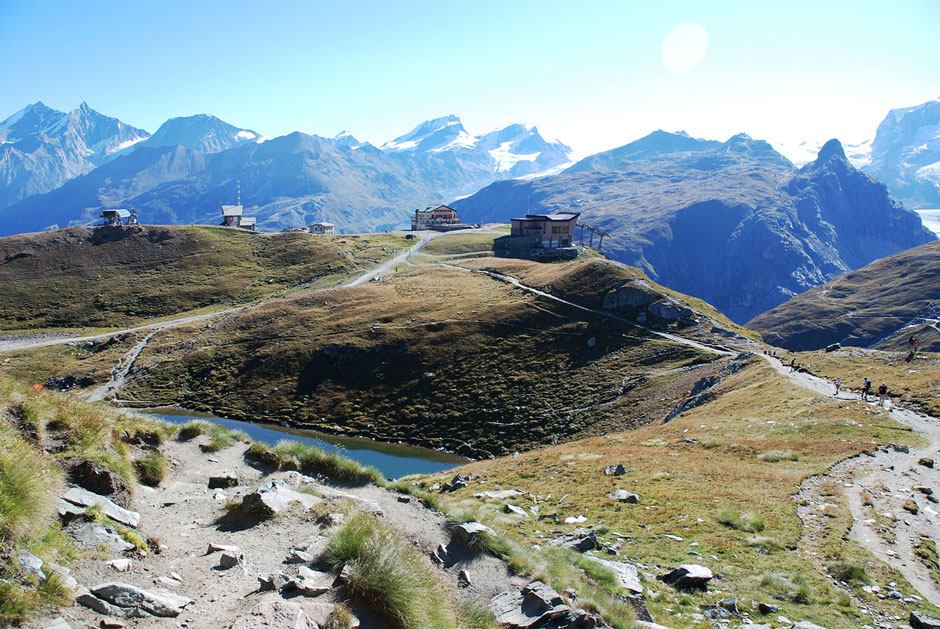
<box><xmin>750</xmin><ymin>240</ymin><xmax>940</xmax><ymax>352</ymax></box>
<box><xmin>0</xmin><ymin>225</ymin><xmax>408</xmax><ymax>330</ymax></box>
<box><xmin>419</xmin><ymin>359</ymin><xmax>936</xmax><ymax>628</ymax></box>
<box><xmin>104</xmin><ymin>262</ymin><xmax>742</xmax><ymax>458</ymax></box>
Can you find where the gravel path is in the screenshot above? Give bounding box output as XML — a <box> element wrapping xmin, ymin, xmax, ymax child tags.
<box><xmin>765</xmin><ymin>355</ymin><xmax>940</xmax><ymax>608</ymax></box>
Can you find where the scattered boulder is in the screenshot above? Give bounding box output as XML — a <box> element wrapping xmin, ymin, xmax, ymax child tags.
<box><xmin>285</xmin><ymin>549</ymin><xmax>314</xmax><ymax>564</ymax></box>
<box><xmin>207</xmin><ymin>542</ymin><xmax>240</xmax><ymax>555</ymax></box>
<box><xmin>62</xmin><ymin>458</ymin><xmax>133</xmax><ymax>508</ymax></box>
<box><xmin>338</xmin><ymin>564</ymin><xmax>353</xmax><ymax>584</ymax></box>
<box><xmin>657</xmin><ymin>564</ymin><xmax>713</xmax><ymax>590</ymax></box>
<box><xmin>492</xmin><ymin>580</ymin><xmax>608</xmax><ymax>628</ymax></box>
<box><xmin>505</xmin><ymin>504</ymin><xmax>529</xmax><ymax>517</ymax></box>
<box><xmin>584</xmin><ymin>557</ymin><xmax>642</xmax><ymax>594</ymax></box>
<box><xmin>61</xmin><ymin>487</ymin><xmax>140</xmax><ymax>528</ymax></box>
<box><xmin>904</xmin><ymin>499</ymin><xmax>920</xmax><ymax>515</ymax></box>
<box><xmin>454</xmin><ymin>522</ymin><xmax>494</xmax><ymax>548</ymax></box>
<box><xmin>911</xmin><ymin>611</ymin><xmax>940</xmax><ymax>629</ymax></box>
<box><xmin>824</xmin><ymin>343</ymin><xmax>841</xmax><ymax>352</ymax></box>
<box><xmin>90</xmin><ymin>582</ymin><xmax>192</xmax><ymax>617</ymax></box>
<box><xmin>258</xmin><ymin>572</ymin><xmax>291</xmax><ymax>592</ymax></box>
<box><xmin>919</xmin><ymin>458</ymin><xmax>935</xmax><ymax>469</ymax></box>
<box><xmin>758</xmin><ymin>602</ymin><xmax>780</xmax><ymax>615</ymax></box>
<box><xmin>46</xmin><ymin>562</ymin><xmax>78</xmax><ymax>591</ymax></box>
<box><xmin>548</xmin><ymin>529</ymin><xmax>597</xmax><ymax>553</ymax></box>
<box><xmin>792</xmin><ymin>622</ymin><xmax>827</xmax><ymax>629</ymax></box>
<box><xmin>227</xmin><ymin>598</ymin><xmax>318</xmax><ymax>629</ymax></box>
<box><xmin>55</xmin><ymin>498</ymin><xmax>87</xmax><ymax>520</ymax></box>
<box><xmin>68</xmin><ymin>522</ymin><xmax>135</xmax><ymax>553</ymax></box>
<box><xmin>915</xmin><ymin>486</ymin><xmax>934</xmax><ymax>496</ymax></box>
<box><xmin>474</xmin><ymin>489</ymin><xmax>523</xmax><ymax>500</ymax></box>
<box><xmin>208</xmin><ymin>472</ymin><xmax>239</xmax><ymax>489</ymax></box>
<box><xmin>76</xmin><ymin>586</ymin><xmax>120</xmax><ymax>616</ymax></box>
<box><xmin>108</xmin><ymin>559</ymin><xmax>131</xmax><ymax>572</ymax></box>
<box><xmin>603</xmin><ymin>464</ymin><xmax>626</xmax><ymax>476</ymax></box>
<box><xmin>607</xmin><ymin>490</ymin><xmax>639</xmax><ymax>504</ymax></box>
<box><xmin>219</xmin><ymin>552</ymin><xmax>241</xmax><ymax>569</ymax></box>
<box><xmin>16</xmin><ymin>549</ymin><xmax>45</xmax><ymax>580</ymax></box>
<box><xmin>239</xmin><ymin>479</ymin><xmax>320</xmax><ymax>517</ymax></box>
<box><xmin>44</xmin><ymin>617</ymin><xmax>73</xmax><ymax>629</ymax></box>
<box><xmin>284</xmin><ymin>567</ymin><xmax>333</xmax><ymax>597</ymax></box>
<box><xmin>442</xmin><ymin>474</ymin><xmax>472</xmax><ymax>492</ymax></box>
<box><xmin>459</xmin><ymin>569</ymin><xmax>472</xmax><ymax>586</ymax></box>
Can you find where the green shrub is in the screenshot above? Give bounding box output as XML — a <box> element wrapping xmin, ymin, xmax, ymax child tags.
<box><xmin>273</xmin><ymin>441</ymin><xmax>384</xmax><ymax>485</ymax></box>
<box><xmin>324</xmin><ymin>512</ymin><xmax>455</xmax><ymax>628</ymax></box>
<box><xmin>177</xmin><ymin>420</ymin><xmax>209</xmax><ymax>440</ymax></box>
<box><xmin>457</xmin><ymin>601</ymin><xmax>499</xmax><ymax>629</ymax></box>
<box><xmin>717</xmin><ymin>508</ymin><xmax>766</xmax><ymax>532</ymax></box>
<box><xmin>827</xmin><ymin>560</ymin><xmax>873</xmax><ymax>585</ymax></box>
<box><xmin>135</xmin><ymin>451</ymin><xmax>168</xmax><ymax>486</ymax></box>
<box><xmin>323</xmin><ymin>603</ymin><xmax>356</xmax><ymax>629</ymax></box>
<box><xmin>758</xmin><ymin>450</ymin><xmax>800</xmax><ymax>462</ymax></box>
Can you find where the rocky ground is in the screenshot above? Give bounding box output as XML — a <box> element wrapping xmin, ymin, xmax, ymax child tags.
<box><xmin>29</xmin><ymin>433</ymin><xmax>527</xmax><ymax>629</ymax></box>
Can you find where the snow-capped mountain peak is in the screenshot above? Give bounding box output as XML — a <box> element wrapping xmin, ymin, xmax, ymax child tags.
<box><xmin>381</xmin><ymin>115</ymin><xmax>469</xmax><ymax>152</ymax></box>
<box><xmin>142</xmin><ymin>114</ymin><xmax>263</xmax><ymax>154</ymax></box>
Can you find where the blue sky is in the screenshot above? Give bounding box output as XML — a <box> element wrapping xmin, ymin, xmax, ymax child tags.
<box><xmin>1</xmin><ymin>0</ymin><xmax>938</xmax><ymax>157</ymax></box>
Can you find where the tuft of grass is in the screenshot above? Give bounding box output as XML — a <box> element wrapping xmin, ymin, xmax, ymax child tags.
<box><xmin>758</xmin><ymin>449</ymin><xmax>800</xmax><ymax>462</ymax></box>
<box><xmin>324</xmin><ymin>512</ymin><xmax>456</xmax><ymax>628</ymax></box>
<box><xmin>0</xmin><ymin>574</ymin><xmax>71</xmax><ymax>624</ymax></box>
<box><xmin>177</xmin><ymin>420</ymin><xmax>209</xmax><ymax>440</ymax></box>
<box><xmin>82</xmin><ymin>505</ymin><xmax>148</xmax><ymax>552</ymax></box>
<box><xmin>0</xmin><ymin>417</ymin><xmax>63</xmax><ymax>542</ymax></box>
<box><xmin>717</xmin><ymin>508</ymin><xmax>766</xmax><ymax>532</ymax></box>
<box><xmin>828</xmin><ymin>560</ymin><xmax>873</xmax><ymax>586</ymax></box>
<box><xmin>747</xmin><ymin>535</ymin><xmax>783</xmax><ymax>552</ymax></box>
<box><xmin>457</xmin><ymin>601</ymin><xmax>499</xmax><ymax>629</ymax></box>
<box><xmin>323</xmin><ymin>602</ymin><xmax>356</xmax><ymax>629</ymax></box>
<box><xmin>272</xmin><ymin>440</ymin><xmax>384</xmax><ymax>485</ymax></box>
<box><xmin>134</xmin><ymin>451</ymin><xmax>168</xmax><ymax>486</ymax></box>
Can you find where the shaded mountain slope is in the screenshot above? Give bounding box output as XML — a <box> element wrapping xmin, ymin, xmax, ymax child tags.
<box><xmin>454</xmin><ymin>134</ymin><xmax>935</xmax><ymax>322</ymax></box>
<box><xmin>749</xmin><ymin>239</ymin><xmax>940</xmax><ymax>352</ymax></box>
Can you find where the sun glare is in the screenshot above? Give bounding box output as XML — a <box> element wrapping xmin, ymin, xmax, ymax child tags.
<box><xmin>662</xmin><ymin>22</ymin><xmax>709</xmax><ymax>72</ymax></box>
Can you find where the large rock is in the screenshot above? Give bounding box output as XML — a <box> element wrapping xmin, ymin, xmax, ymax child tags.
<box><xmin>284</xmin><ymin>567</ymin><xmax>333</xmax><ymax>597</ymax></box>
<box><xmin>62</xmin><ymin>457</ymin><xmax>133</xmax><ymax>508</ymax></box>
<box><xmin>585</xmin><ymin>557</ymin><xmax>642</xmax><ymax>594</ymax></box>
<box><xmin>91</xmin><ymin>582</ymin><xmax>192</xmax><ymax>617</ymax></box>
<box><xmin>657</xmin><ymin>564</ymin><xmax>713</xmax><ymax>590</ymax></box>
<box><xmin>239</xmin><ymin>479</ymin><xmax>320</xmax><ymax>517</ymax></box>
<box><xmin>474</xmin><ymin>489</ymin><xmax>523</xmax><ymax>500</ymax></box>
<box><xmin>607</xmin><ymin>490</ymin><xmax>639</xmax><ymax>504</ymax></box>
<box><xmin>791</xmin><ymin>623</ymin><xmax>827</xmax><ymax>629</ymax></box>
<box><xmin>911</xmin><ymin>611</ymin><xmax>940</xmax><ymax>629</ymax></box>
<box><xmin>16</xmin><ymin>549</ymin><xmax>45</xmax><ymax>580</ymax></box>
<box><xmin>454</xmin><ymin>522</ymin><xmax>494</xmax><ymax>547</ymax></box>
<box><xmin>547</xmin><ymin>529</ymin><xmax>597</xmax><ymax>553</ymax></box>
<box><xmin>493</xmin><ymin>581</ymin><xmax>571</xmax><ymax>628</ymax></box>
<box><xmin>68</xmin><ymin>522</ymin><xmax>135</xmax><ymax>553</ymax></box>
<box><xmin>61</xmin><ymin>486</ymin><xmax>140</xmax><ymax>528</ymax></box>
<box><xmin>208</xmin><ymin>472</ymin><xmax>239</xmax><ymax>489</ymax></box>
<box><xmin>227</xmin><ymin>598</ymin><xmax>318</xmax><ymax>629</ymax></box>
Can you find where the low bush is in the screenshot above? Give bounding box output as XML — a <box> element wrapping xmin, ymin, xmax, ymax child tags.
<box><xmin>135</xmin><ymin>451</ymin><xmax>168</xmax><ymax>486</ymax></box>
<box><xmin>717</xmin><ymin>508</ymin><xmax>766</xmax><ymax>532</ymax></box>
<box><xmin>827</xmin><ymin>560</ymin><xmax>873</xmax><ymax>585</ymax></box>
<box><xmin>758</xmin><ymin>449</ymin><xmax>800</xmax><ymax>462</ymax></box>
<box><xmin>324</xmin><ymin>512</ymin><xmax>455</xmax><ymax>628</ymax></box>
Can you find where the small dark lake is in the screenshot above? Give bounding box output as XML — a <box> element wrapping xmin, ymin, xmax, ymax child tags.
<box><xmin>142</xmin><ymin>408</ymin><xmax>468</xmax><ymax>480</ymax></box>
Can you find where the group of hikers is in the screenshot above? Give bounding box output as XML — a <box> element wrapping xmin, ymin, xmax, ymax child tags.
<box><xmin>833</xmin><ymin>377</ymin><xmax>890</xmax><ymax>406</ymax></box>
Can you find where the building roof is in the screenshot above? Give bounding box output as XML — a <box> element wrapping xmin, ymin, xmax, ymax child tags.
<box><xmin>416</xmin><ymin>204</ymin><xmax>456</xmax><ymax>214</ymax></box>
<box><xmin>221</xmin><ymin>204</ymin><xmax>243</xmax><ymax>217</ymax></box>
<box><xmin>101</xmin><ymin>209</ymin><xmax>131</xmax><ymax>218</ymax></box>
<box><xmin>310</xmin><ymin>222</ymin><xmax>334</xmax><ymax>227</ymax></box>
<box><xmin>510</xmin><ymin>211</ymin><xmax>580</xmax><ymax>222</ymax></box>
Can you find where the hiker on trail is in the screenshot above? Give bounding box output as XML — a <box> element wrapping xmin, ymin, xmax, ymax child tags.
<box><xmin>834</xmin><ymin>377</ymin><xmax>841</xmax><ymax>396</ymax></box>
<box><xmin>862</xmin><ymin>378</ymin><xmax>871</xmax><ymax>401</ymax></box>
<box><xmin>878</xmin><ymin>383</ymin><xmax>888</xmax><ymax>407</ymax></box>
<box><xmin>909</xmin><ymin>335</ymin><xmax>918</xmax><ymax>359</ymax></box>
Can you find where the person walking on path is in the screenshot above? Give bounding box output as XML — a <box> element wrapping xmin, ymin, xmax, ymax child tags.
<box><xmin>909</xmin><ymin>335</ymin><xmax>918</xmax><ymax>360</ymax></box>
<box><xmin>878</xmin><ymin>383</ymin><xmax>888</xmax><ymax>407</ymax></box>
<box><xmin>834</xmin><ymin>377</ymin><xmax>842</xmax><ymax>396</ymax></box>
<box><xmin>862</xmin><ymin>378</ymin><xmax>872</xmax><ymax>401</ymax></box>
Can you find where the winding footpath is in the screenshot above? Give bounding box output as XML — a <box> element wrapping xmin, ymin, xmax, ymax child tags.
<box><xmin>765</xmin><ymin>355</ymin><xmax>940</xmax><ymax>609</ymax></box>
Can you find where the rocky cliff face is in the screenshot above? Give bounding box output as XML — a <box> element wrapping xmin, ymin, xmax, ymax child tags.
<box><xmin>453</xmin><ymin>134</ymin><xmax>936</xmax><ymax>322</ymax></box>
<box><xmin>864</xmin><ymin>98</ymin><xmax>940</xmax><ymax>209</ymax></box>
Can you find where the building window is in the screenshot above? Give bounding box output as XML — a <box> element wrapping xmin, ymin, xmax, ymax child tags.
<box><xmin>551</xmin><ymin>225</ymin><xmax>568</xmax><ymax>234</ymax></box>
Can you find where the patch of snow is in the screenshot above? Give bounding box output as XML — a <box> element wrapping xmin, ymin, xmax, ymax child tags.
<box><xmin>915</xmin><ymin>209</ymin><xmax>940</xmax><ymax>237</ymax></box>
<box><xmin>488</xmin><ymin>141</ymin><xmax>540</xmax><ymax>172</ymax></box>
<box><xmin>108</xmin><ymin>136</ymin><xmax>147</xmax><ymax>154</ymax></box>
<box><xmin>515</xmin><ymin>161</ymin><xmax>576</xmax><ymax>181</ymax></box>
<box><xmin>916</xmin><ymin>162</ymin><xmax>940</xmax><ymax>184</ymax></box>
<box><xmin>236</xmin><ymin>130</ymin><xmax>258</xmax><ymax>141</ymax></box>
<box><xmin>381</xmin><ymin>138</ymin><xmax>419</xmax><ymax>151</ymax></box>
<box><xmin>429</xmin><ymin>130</ymin><xmax>479</xmax><ymax>153</ymax></box>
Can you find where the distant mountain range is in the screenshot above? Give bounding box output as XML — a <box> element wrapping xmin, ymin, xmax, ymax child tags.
<box><xmin>0</xmin><ymin>103</ymin><xmax>573</xmax><ymax>234</ymax></box>
<box><xmin>453</xmin><ymin>133</ymin><xmax>935</xmax><ymax>323</ymax></box>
